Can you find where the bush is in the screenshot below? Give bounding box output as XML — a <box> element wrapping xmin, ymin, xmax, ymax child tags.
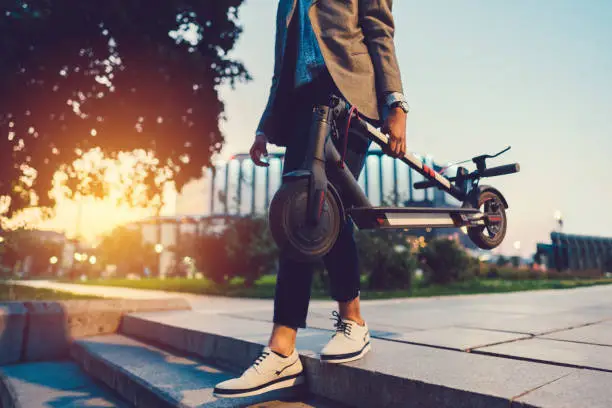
<box><xmin>196</xmin><ymin>215</ymin><xmax>278</xmax><ymax>287</ymax></box>
<box><xmin>196</xmin><ymin>231</ymin><xmax>232</xmax><ymax>285</ymax></box>
<box><xmin>419</xmin><ymin>238</ymin><xmax>471</xmax><ymax>285</ymax></box>
<box><xmin>224</xmin><ymin>215</ymin><xmax>279</xmax><ymax>287</ymax></box>
<box><xmin>356</xmin><ymin>229</ymin><xmax>416</xmax><ymax>290</ymax></box>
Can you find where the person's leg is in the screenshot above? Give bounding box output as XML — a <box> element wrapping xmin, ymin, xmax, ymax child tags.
<box><xmin>267</xmin><ymin>79</ymin><xmax>325</xmax><ymax>355</ymax></box>
<box><xmin>326</xmin><ymin>130</ymin><xmax>371</xmax><ymax>318</ymax></box>
<box><xmin>319</xmin><ymin>120</ymin><xmax>374</xmax><ymax>363</ymax></box>
<box><xmin>213</xmin><ymin>79</ymin><xmax>319</xmax><ymax>399</ymax></box>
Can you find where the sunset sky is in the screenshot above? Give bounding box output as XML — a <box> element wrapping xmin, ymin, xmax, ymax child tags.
<box><xmin>38</xmin><ymin>0</ymin><xmax>612</xmax><ymax>257</ymax></box>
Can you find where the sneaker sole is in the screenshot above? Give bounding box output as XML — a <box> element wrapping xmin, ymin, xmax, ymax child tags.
<box><xmin>321</xmin><ymin>342</ymin><xmax>372</xmax><ymax>364</ymax></box>
<box><xmin>213</xmin><ymin>373</ymin><xmax>305</xmax><ymax>399</ymax></box>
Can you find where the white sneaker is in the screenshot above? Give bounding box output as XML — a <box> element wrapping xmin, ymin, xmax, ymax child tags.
<box><xmin>213</xmin><ymin>347</ymin><xmax>305</xmax><ymax>398</ymax></box>
<box><xmin>320</xmin><ymin>311</ymin><xmax>371</xmax><ymax>363</ymax></box>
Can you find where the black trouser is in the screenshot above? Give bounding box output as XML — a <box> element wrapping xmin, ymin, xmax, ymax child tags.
<box><xmin>272</xmin><ymin>70</ymin><xmax>373</xmax><ymax>329</ymax></box>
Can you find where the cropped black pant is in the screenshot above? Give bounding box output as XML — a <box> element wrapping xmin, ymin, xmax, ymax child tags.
<box><xmin>272</xmin><ymin>70</ymin><xmax>373</xmax><ymax>329</ymax></box>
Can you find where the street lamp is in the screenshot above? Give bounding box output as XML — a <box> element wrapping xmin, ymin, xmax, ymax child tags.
<box><xmin>554</xmin><ymin>210</ymin><xmax>563</xmax><ymax>232</ymax></box>
<box><xmin>49</xmin><ymin>256</ymin><xmax>58</xmax><ymax>265</ymax></box>
<box><xmin>154</xmin><ymin>243</ymin><xmax>164</xmax><ymax>254</ymax></box>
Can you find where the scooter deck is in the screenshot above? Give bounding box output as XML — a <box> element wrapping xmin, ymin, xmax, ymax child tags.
<box><xmin>349</xmin><ymin>206</ymin><xmax>481</xmax><ymax>229</ymax></box>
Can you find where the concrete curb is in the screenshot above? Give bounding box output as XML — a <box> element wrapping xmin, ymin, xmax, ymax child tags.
<box><xmin>0</xmin><ymin>303</ymin><xmax>27</xmax><ymax>365</ymax></box>
<box><xmin>121</xmin><ymin>314</ymin><xmax>516</xmax><ymax>408</ymax></box>
<box><xmin>0</xmin><ymin>298</ymin><xmax>191</xmax><ymax>363</ymax></box>
<box><xmin>0</xmin><ymin>370</ymin><xmax>20</xmax><ymax>408</ymax></box>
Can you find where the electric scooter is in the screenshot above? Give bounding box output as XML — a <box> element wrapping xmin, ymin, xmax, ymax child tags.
<box><xmin>268</xmin><ymin>94</ymin><xmax>520</xmax><ymax>261</ymax></box>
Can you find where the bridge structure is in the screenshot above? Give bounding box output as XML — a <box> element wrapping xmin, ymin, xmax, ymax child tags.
<box><xmin>204</xmin><ymin>148</ymin><xmax>460</xmax><ymax>217</ymax></box>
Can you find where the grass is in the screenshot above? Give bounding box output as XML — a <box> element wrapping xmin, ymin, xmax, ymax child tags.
<box><xmin>0</xmin><ymin>282</ymin><xmax>101</xmax><ymax>301</ymax></box>
<box><xmin>72</xmin><ymin>275</ymin><xmax>612</xmax><ymax>300</ymax></box>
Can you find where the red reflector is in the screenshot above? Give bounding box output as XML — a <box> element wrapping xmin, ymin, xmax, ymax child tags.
<box><xmin>376</xmin><ymin>216</ymin><xmax>386</xmax><ymax>225</ymax></box>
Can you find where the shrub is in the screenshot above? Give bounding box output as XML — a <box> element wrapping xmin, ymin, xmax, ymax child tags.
<box><xmin>356</xmin><ymin>229</ymin><xmax>416</xmax><ymax>291</ymax></box>
<box><xmin>224</xmin><ymin>215</ymin><xmax>279</xmax><ymax>287</ymax></box>
<box><xmin>419</xmin><ymin>238</ymin><xmax>471</xmax><ymax>284</ymax></box>
<box><xmin>195</xmin><ymin>215</ymin><xmax>279</xmax><ymax>287</ymax></box>
<box><xmin>195</xmin><ymin>231</ymin><xmax>232</xmax><ymax>285</ymax></box>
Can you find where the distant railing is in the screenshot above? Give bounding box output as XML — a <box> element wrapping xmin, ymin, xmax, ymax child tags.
<box><xmin>203</xmin><ymin>149</ymin><xmax>458</xmax><ymax>217</ymax></box>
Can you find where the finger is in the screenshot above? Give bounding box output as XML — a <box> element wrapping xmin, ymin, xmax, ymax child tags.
<box><xmin>251</xmin><ymin>147</ymin><xmax>268</xmax><ymax>167</ymax></box>
<box><xmin>388</xmin><ymin>137</ymin><xmax>397</xmax><ymax>156</ymax></box>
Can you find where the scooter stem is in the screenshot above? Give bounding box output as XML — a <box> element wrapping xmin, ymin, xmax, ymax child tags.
<box><xmin>305</xmin><ymin>105</ymin><xmax>334</xmax><ymax>225</ymax></box>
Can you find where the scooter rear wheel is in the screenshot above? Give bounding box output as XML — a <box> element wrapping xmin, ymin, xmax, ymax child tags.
<box><xmin>466</xmin><ymin>189</ymin><xmax>507</xmax><ymax>250</ymax></box>
<box><xmin>268</xmin><ymin>178</ymin><xmax>342</xmax><ymax>261</ymax></box>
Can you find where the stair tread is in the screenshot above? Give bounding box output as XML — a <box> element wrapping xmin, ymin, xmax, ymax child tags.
<box><xmin>0</xmin><ymin>361</ymin><xmax>129</xmax><ymax>408</ymax></box>
<box><xmin>73</xmin><ymin>334</ymin><xmax>336</xmax><ymax>408</ymax></box>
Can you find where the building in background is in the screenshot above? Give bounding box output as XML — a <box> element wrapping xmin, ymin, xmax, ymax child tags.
<box><xmin>536</xmin><ymin>232</ymin><xmax>612</xmax><ymax>272</ymax></box>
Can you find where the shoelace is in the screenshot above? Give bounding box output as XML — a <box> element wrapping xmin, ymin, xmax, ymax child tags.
<box><xmin>253</xmin><ymin>350</ymin><xmax>270</xmax><ymax>368</ymax></box>
<box><xmin>331</xmin><ymin>311</ymin><xmax>352</xmax><ymax>337</ymax></box>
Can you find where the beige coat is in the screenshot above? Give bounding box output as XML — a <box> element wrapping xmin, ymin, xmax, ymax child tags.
<box><xmin>258</xmin><ymin>0</ymin><xmax>404</xmax><ymax>145</ymax></box>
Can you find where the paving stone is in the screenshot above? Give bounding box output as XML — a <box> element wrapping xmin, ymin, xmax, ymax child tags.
<box><xmin>220</xmin><ymin>309</ymin><xmax>419</xmax><ymax>337</ymax></box>
<box><xmin>459</xmin><ymin>313</ymin><xmax>605</xmax><ymax>335</ymax></box>
<box><xmin>124</xmin><ymin>312</ymin><xmax>577</xmax><ymax>408</ymax></box>
<box><xmin>0</xmin><ymin>303</ymin><xmax>27</xmax><ymax>365</ymax></box>
<box><xmin>0</xmin><ymin>361</ymin><xmax>128</xmax><ymax>407</ymax></box>
<box><xmin>377</xmin><ymin>327</ymin><xmax>531</xmax><ymax>351</ymax></box>
<box><xmin>512</xmin><ymin>370</ymin><xmax>612</xmax><ymax>408</ymax></box>
<box><xmin>72</xmin><ymin>334</ymin><xmax>339</xmax><ymax>408</ymax></box>
<box><xmin>541</xmin><ymin>323</ymin><xmax>612</xmax><ymax>346</ymax></box>
<box><xmin>475</xmin><ymin>338</ymin><xmax>612</xmax><ymax>371</ymax></box>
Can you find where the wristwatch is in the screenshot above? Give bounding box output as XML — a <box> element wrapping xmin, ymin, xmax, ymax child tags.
<box><xmin>385</xmin><ymin>92</ymin><xmax>410</xmax><ymax>114</ymax></box>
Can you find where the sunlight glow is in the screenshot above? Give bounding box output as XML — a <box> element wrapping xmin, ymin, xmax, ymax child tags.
<box><xmin>2</xmin><ymin>148</ymin><xmax>177</xmax><ymax>244</ymax></box>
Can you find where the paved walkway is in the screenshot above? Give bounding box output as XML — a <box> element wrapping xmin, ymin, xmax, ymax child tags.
<box><xmin>10</xmin><ymin>280</ymin><xmax>612</xmax><ymax>406</ymax></box>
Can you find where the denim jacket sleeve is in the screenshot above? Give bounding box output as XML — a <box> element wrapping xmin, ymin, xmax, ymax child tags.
<box><xmin>256</xmin><ymin>3</ymin><xmax>291</xmax><ymax>143</ymax></box>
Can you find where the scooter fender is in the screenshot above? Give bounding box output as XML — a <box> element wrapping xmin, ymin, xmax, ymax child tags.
<box><xmin>281</xmin><ymin>169</ymin><xmax>344</xmax><ymax>226</ymax></box>
<box><xmin>467</xmin><ymin>185</ymin><xmax>509</xmax><ymax>209</ymax></box>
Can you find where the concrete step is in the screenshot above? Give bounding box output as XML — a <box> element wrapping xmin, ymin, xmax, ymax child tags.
<box><xmin>70</xmin><ymin>333</ymin><xmax>341</xmax><ymax>408</ymax></box>
<box><xmin>0</xmin><ymin>361</ymin><xmax>130</xmax><ymax>408</ymax></box>
<box><xmin>119</xmin><ymin>310</ymin><xmax>592</xmax><ymax>408</ymax></box>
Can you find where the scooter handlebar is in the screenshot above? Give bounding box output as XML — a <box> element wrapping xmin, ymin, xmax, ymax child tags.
<box><xmin>480</xmin><ymin>163</ymin><xmax>520</xmax><ymax>177</ymax></box>
<box><xmin>414</xmin><ymin>163</ymin><xmax>520</xmax><ymax>189</ymax></box>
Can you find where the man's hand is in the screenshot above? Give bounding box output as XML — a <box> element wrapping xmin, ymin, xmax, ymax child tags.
<box><xmin>250</xmin><ymin>133</ymin><xmax>269</xmax><ymax>167</ymax></box>
<box><xmin>382</xmin><ymin>107</ymin><xmax>407</xmax><ymax>158</ymax></box>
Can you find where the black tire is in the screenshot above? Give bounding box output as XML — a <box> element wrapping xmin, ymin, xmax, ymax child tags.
<box><xmin>268</xmin><ymin>178</ymin><xmax>341</xmax><ymax>261</ymax></box>
<box><xmin>466</xmin><ymin>189</ymin><xmax>507</xmax><ymax>250</ymax></box>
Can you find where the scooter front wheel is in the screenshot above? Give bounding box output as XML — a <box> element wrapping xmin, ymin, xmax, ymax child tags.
<box><xmin>466</xmin><ymin>189</ymin><xmax>507</xmax><ymax>250</ymax></box>
<box><xmin>268</xmin><ymin>178</ymin><xmax>342</xmax><ymax>261</ymax></box>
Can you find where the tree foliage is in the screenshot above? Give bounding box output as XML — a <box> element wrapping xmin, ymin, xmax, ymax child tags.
<box><xmin>0</xmin><ymin>229</ymin><xmax>63</xmax><ymax>275</ymax></box>
<box><xmin>97</xmin><ymin>225</ymin><xmax>156</xmax><ymax>276</ymax></box>
<box><xmin>0</xmin><ymin>0</ymin><xmax>249</xmax><ymax>217</ymax></box>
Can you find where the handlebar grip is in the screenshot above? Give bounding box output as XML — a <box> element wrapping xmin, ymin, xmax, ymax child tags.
<box><xmin>414</xmin><ymin>176</ymin><xmax>457</xmax><ymax>190</ymax></box>
<box><xmin>413</xmin><ymin>180</ymin><xmax>434</xmax><ymax>189</ymax></box>
<box><xmin>481</xmin><ymin>163</ymin><xmax>520</xmax><ymax>177</ymax></box>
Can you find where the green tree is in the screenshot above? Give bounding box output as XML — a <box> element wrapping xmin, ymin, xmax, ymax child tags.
<box><xmin>0</xmin><ymin>1</ymin><xmax>249</xmax><ymax>218</ymax></box>
<box><xmin>0</xmin><ymin>229</ymin><xmax>63</xmax><ymax>276</ymax></box>
<box><xmin>97</xmin><ymin>226</ymin><xmax>155</xmax><ymax>276</ymax></box>
<box><xmin>510</xmin><ymin>256</ymin><xmax>521</xmax><ymax>268</ymax></box>
<box><xmin>496</xmin><ymin>255</ymin><xmax>509</xmax><ymax>267</ymax></box>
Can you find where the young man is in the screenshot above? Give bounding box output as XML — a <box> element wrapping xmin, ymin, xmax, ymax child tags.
<box><xmin>214</xmin><ymin>0</ymin><xmax>408</xmax><ymax>398</ymax></box>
